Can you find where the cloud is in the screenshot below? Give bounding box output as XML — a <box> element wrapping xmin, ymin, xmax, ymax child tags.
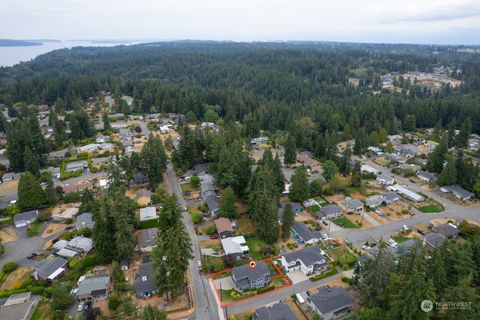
<box><xmin>382</xmin><ymin>2</ymin><xmax>480</xmax><ymax>23</ymax></box>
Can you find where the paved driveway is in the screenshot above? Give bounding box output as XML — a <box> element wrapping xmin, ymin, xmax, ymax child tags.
<box><xmin>287</xmin><ymin>270</ymin><xmax>308</xmax><ymax>284</ymax></box>
<box><xmin>214</xmin><ymin>276</ymin><xmax>235</xmax><ymax>291</ymax></box>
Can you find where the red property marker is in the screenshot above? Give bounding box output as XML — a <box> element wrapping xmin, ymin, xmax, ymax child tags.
<box><xmin>249</xmin><ymin>260</ymin><xmax>256</xmax><ymax>269</ymax></box>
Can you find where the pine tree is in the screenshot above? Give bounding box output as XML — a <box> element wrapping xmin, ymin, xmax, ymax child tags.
<box><xmin>289</xmin><ymin>166</ymin><xmax>310</xmax><ymax>202</ymax></box>
<box><xmin>92</xmin><ymin>198</ymin><xmax>116</xmax><ymax>262</ymax></box>
<box><xmin>17</xmin><ymin>172</ymin><xmax>46</xmax><ymax>210</ymax></box>
<box><xmin>339</xmin><ymin>148</ymin><xmax>352</xmax><ymax>176</ymax></box>
<box><xmin>323</xmin><ymin>160</ymin><xmax>339</xmax><ymax>180</ymax></box>
<box><xmin>456</xmin><ymin>118</ymin><xmax>472</xmax><ymax>149</ymax></box>
<box><xmin>79</xmin><ymin>189</ymin><xmax>96</xmax><ymax>213</ymax></box>
<box><xmin>141</xmin><ymin>135</ymin><xmax>167</xmax><ymax>186</ymax></box>
<box><xmin>44</xmin><ymin>172</ymin><xmax>58</xmax><ymax>206</ymax></box>
<box><xmin>272</xmin><ymin>154</ymin><xmax>285</xmax><ymax>195</ymax></box>
<box><xmin>23</xmin><ymin>146</ymin><xmax>40</xmax><ymax>177</ymax></box>
<box><xmin>353</xmin><ymin>127</ymin><xmax>367</xmax><ymax>155</ymax></box>
<box><xmin>427</xmin><ymin>134</ymin><xmax>449</xmax><ymax>173</ymax></box>
<box><xmin>281</xmin><ymin>203</ymin><xmax>295</xmax><ymax>240</ymax></box>
<box><xmin>112</xmin><ymin>194</ymin><xmax>136</xmax><ymax>261</ymax></box>
<box><xmin>284</xmin><ymin>135</ymin><xmax>297</xmax><ymax>165</ymax></box>
<box><xmin>219</xmin><ymin>187</ymin><xmax>238</xmax><ymax>219</ymax></box>
<box><xmin>438</xmin><ymin>155</ymin><xmax>457</xmax><ymax>186</ymax></box>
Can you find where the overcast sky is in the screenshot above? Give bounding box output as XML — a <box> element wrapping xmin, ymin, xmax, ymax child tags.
<box><xmin>1</xmin><ymin>0</ymin><xmax>480</xmax><ymax>44</ymax></box>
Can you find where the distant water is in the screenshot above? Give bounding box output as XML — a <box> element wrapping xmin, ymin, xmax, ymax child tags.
<box><xmin>0</xmin><ymin>41</ymin><xmax>132</xmax><ymax>67</ymax></box>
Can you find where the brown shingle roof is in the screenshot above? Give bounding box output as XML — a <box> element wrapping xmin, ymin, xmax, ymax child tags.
<box><xmin>214</xmin><ymin>217</ymin><xmax>233</xmax><ymax>234</ymax></box>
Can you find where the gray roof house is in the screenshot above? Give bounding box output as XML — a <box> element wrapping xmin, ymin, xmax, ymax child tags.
<box><xmin>290</xmin><ymin>222</ymin><xmax>323</xmax><ymax>245</ymax></box>
<box><xmin>77</xmin><ymin>276</ymin><xmax>111</xmax><ymax>301</ymax></box>
<box><xmin>33</xmin><ymin>257</ymin><xmax>68</xmax><ymax>281</ymax></box>
<box><xmin>281</xmin><ymin>246</ymin><xmax>327</xmax><ymax>276</ymax></box>
<box><xmin>253</xmin><ymin>301</ymin><xmax>297</xmax><ymax>320</ymax></box>
<box><xmin>383</xmin><ymin>191</ymin><xmax>400</xmax><ymax>204</ymax></box>
<box><xmin>137</xmin><ymin>228</ymin><xmax>158</xmax><ymax>253</ymax></box>
<box><xmin>417</xmin><ymin>171</ymin><xmax>437</xmax><ymax>184</ymax></box>
<box><xmin>1</xmin><ymin>172</ymin><xmax>22</xmax><ymax>182</ymax></box>
<box><xmin>65</xmin><ymin>161</ymin><xmax>88</xmax><ymax>172</ymax></box>
<box><xmin>376</xmin><ymin>174</ymin><xmax>394</xmax><ymax>186</ymax></box>
<box><xmin>315</xmin><ymin>205</ymin><xmax>342</xmax><ymax>220</ymax></box>
<box><xmin>365</xmin><ymin>195</ymin><xmax>383</xmax><ymax>208</ymax></box>
<box><xmin>231</xmin><ymin>261</ymin><xmax>271</xmax><ymax>291</ymax></box>
<box><xmin>13</xmin><ymin>210</ymin><xmax>38</xmax><ymax>228</ymax></box>
<box><xmin>423</xmin><ymin>233</ymin><xmax>446</xmax><ymax>250</ymax></box>
<box><xmin>440</xmin><ymin>185</ymin><xmax>474</xmax><ymax>201</ymax></box>
<box><xmin>434</xmin><ymin>223</ymin><xmax>459</xmax><ymax>239</ymax></box>
<box><xmin>308</xmin><ymin>286</ymin><xmax>355</xmax><ymax>320</ymax></box>
<box><xmin>75</xmin><ymin>212</ymin><xmax>94</xmax><ymax>230</ymax></box>
<box><xmin>134</xmin><ymin>261</ymin><xmax>157</xmax><ymax>298</ymax></box>
<box><xmin>344</xmin><ymin>198</ymin><xmax>363</xmax><ymax>213</ymax></box>
<box><xmin>139</xmin><ymin>207</ymin><xmax>158</xmax><ymax>221</ymax></box>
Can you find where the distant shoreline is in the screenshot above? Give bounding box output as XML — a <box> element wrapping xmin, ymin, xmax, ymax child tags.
<box><xmin>0</xmin><ymin>39</ymin><xmax>44</xmax><ymax>47</ymax></box>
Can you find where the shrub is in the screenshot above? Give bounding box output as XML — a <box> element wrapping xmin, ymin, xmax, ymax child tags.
<box><xmin>108</xmin><ymin>294</ymin><xmax>121</xmax><ymax>310</ymax></box>
<box><xmin>5</xmin><ymin>206</ymin><xmax>20</xmax><ymax>216</ymax></box>
<box><xmin>257</xmin><ymin>286</ymin><xmax>275</xmax><ymax>294</ymax></box>
<box><xmin>191</xmin><ymin>212</ymin><xmax>202</xmax><ymax>224</ymax></box>
<box><xmin>2</xmin><ymin>262</ymin><xmax>18</xmax><ymax>273</ymax></box>
<box><xmin>190</xmin><ymin>175</ymin><xmax>200</xmax><ymax>188</ymax></box>
<box><xmin>206</xmin><ymin>225</ymin><xmax>217</xmax><ymax>235</ymax></box>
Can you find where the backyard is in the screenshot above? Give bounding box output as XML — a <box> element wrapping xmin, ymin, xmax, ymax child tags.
<box><xmin>245</xmin><ymin>236</ymin><xmax>278</xmax><ymax>260</ymax></box>
<box><xmin>332</xmin><ymin>216</ymin><xmax>360</xmax><ymax>229</ymax></box>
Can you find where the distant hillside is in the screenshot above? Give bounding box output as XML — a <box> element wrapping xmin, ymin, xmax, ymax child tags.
<box><xmin>0</xmin><ymin>39</ymin><xmax>42</xmax><ymax>47</ymax></box>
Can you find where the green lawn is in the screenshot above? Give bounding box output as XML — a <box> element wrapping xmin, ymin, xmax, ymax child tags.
<box><xmin>332</xmin><ymin>216</ymin><xmax>360</xmax><ymax>229</ymax></box>
<box><xmin>391</xmin><ymin>234</ymin><xmax>410</xmax><ymax>243</ymax></box>
<box><xmin>27</xmin><ymin>221</ymin><xmax>44</xmax><ymax>237</ymax></box>
<box><xmin>220</xmin><ymin>289</ymin><xmax>256</xmax><ymax>302</ymax></box>
<box><xmin>309</xmin><ymin>267</ymin><xmax>339</xmax><ymax>282</ymax></box>
<box><xmin>181</xmin><ymin>183</ymin><xmax>195</xmax><ymax>192</ymax></box>
<box><xmin>418</xmin><ymin>204</ymin><xmax>444</xmax><ymax>213</ymax></box>
<box><xmin>308</xmin><ymin>205</ymin><xmax>321</xmax><ymax>212</ymax></box>
<box><xmin>245</xmin><ymin>237</ymin><xmax>278</xmax><ymax>260</ymax></box>
<box><xmin>31</xmin><ymin>299</ymin><xmax>53</xmax><ymax>320</ymax></box>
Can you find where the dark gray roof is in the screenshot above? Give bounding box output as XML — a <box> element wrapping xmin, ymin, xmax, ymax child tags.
<box><xmin>75</xmin><ymin>212</ymin><xmax>94</xmax><ymax>230</ymax></box>
<box><xmin>283</xmin><ymin>246</ymin><xmax>326</xmax><ymax>268</ymax></box>
<box><xmin>317</xmin><ymin>204</ymin><xmax>342</xmax><ymax>217</ymax></box>
<box><xmin>35</xmin><ymin>257</ymin><xmax>68</xmax><ymax>279</ymax></box>
<box><xmin>310</xmin><ymin>286</ymin><xmax>354</xmax><ymax>315</ymax></box>
<box><xmin>383</xmin><ymin>191</ymin><xmax>400</xmax><ymax>202</ymax></box>
<box><xmin>232</xmin><ymin>261</ymin><xmax>269</xmax><ymax>283</ymax></box>
<box><xmin>253</xmin><ymin>301</ymin><xmax>297</xmax><ymax>320</ymax></box>
<box><xmin>425</xmin><ymin>233</ymin><xmax>446</xmax><ymax>248</ymax></box>
<box><xmin>344</xmin><ymin>198</ymin><xmax>363</xmax><ymax>210</ymax></box>
<box><xmin>138</xmin><ymin>228</ymin><xmax>158</xmax><ymax>248</ymax></box>
<box><xmin>290</xmin><ymin>222</ymin><xmax>322</xmax><ymax>243</ymax></box>
<box><xmin>417</xmin><ymin>170</ymin><xmax>437</xmax><ymax>182</ymax></box>
<box><xmin>435</xmin><ymin>224</ymin><xmax>459</xmax><ymax>238</ymax></box>
<box><xmin>134</xmin><ymin>261</ymin><xmax>157</xmax><ymax>296</ymax></box>
<box><xmin>13</xmin><ymin>210</ymin><xmax>38</xmax><ymax>224</ymax></box>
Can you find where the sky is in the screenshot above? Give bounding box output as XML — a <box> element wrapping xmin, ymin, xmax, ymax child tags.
<box><xmin>1</xmin><ymin>0</ymin><xmax>480</xmax><ymax>45</ymax></box>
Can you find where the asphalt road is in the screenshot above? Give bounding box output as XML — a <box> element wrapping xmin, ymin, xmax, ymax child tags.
<box><xmin>166</xmin><ymin>162</ymin><xmax>221</xmax><ymax>320</ymax></box>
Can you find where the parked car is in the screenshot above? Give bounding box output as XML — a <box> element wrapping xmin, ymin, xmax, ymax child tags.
<box><xmin>77</xmin><ymin>302</ymin><xmax>84</xmax><ymax>312</ymax></box>
<box><xmin>387</xmin><ymin>239</ymin><xmax>398</xmax><ymax>247</ymax></box>
<box><xmin>417</xmin><ymin>229</ymin><xmax>426</xmax><ymax>235</ymax></box>
<box><xmin>209</xmin><ymin>234</ymin><xmax>219</xmax><ymax>239</ymax></box>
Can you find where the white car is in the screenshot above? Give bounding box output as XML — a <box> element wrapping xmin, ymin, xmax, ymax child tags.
<box><xmin>197</xmin><ymin>260</ymin><xmax>202</xmax><ymax>268</ymax></box>
<box><xmin>77</xmin><ymin>302</ymin><xmax>84</xmax><ymax>312</ymax></box>
<box><xmin>402</xmin><ymin>225</ymin><xmax>409</xmax><ymax>232</ymax></box>
<box><xmin>387</xmin><ymin>239</ymin><xmax>398</xmax><ymax>247</ymax></box>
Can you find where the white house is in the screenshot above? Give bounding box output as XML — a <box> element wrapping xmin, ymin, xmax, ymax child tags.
<box><xmin>376</xmin><ymin>174</ymin><xmax>394</xmax><ymax>186</ymax></box>
<box><xmin>139</xmin><ymin>207</ymin><xmax>158</xmax><ymax>221</ymax></box>
<box><xmin>281</xmin><ymin>246</ymin><xmax>327</xmax><ymax>276</ymax></box>
<box><xmin>360</xmin><ymin>165</ymin><xmax>379</xmax><ymax>175</ymax></box>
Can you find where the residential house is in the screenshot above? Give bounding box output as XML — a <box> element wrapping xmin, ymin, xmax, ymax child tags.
<box><xmin>360</xmin><ymin>165</ymin><xmax>378</xmax><ymax>175</ymax></box>
<box><xmin>214</xmin><ymin>217</ymin><xmax>234</xmax><ymax>238</ymax></box>
<box><xmin>434</xmin><ymin>223</ymin><xmax>459</xmax><ymax>239</ymax></box>
<box><xmin>77</xmin><ymin>276</ymin><xmax>111</xmax><ymax>301</ymax></box>
<box><xmin>231</xmin><ymin>261</ymin><xmax>270</xmax><ymax>291</ymax></box>
<box><xmin>394</xmin><ymin>145</ymin><xmax>417</xmax><ymax>158</ymax></box>
<box><xmin>77</xmin><ymin>144</ymin><xmax>99</xmax><ymax>154</ymax></box>
<box><xmin>132</xmin><ymin>173</ymin><xmax>148</xmax><ymax>185</ymax></box>
<box><xmin>308</xmin><ymin>172</ymin><xmax>326</xmax><ymax>183</ymax></box>
<box><xmin>396</xmin><ymin>163</ymin><xmax>421</xmax><ymax>173</ymax></box>
<box><xmin>376</xmin><ymin>174</ymin><xmax>394</xmax><ymax>186</ymax></box>
<box><xmin>139</xmin><ymin>207</ymin><xmax>158</xmax><ymax>222</ymax></box>
<box><xmin>250</xmin><ymin>137</ymin><xmax>269</xmax><ymax>145</ymax></box>
<box><xmin>13</xmin><ymin>210</ymin><xmax>38</xmax><ymax>228</ymax></box>
<box><xmin>387</xmin><ymin>134</ymin><xmax>402</xmax><ymax>143</ymax></box>
<box><xmin>383</xmin><ymin>191</ymin><xmax>401</xmax><ymax>204</ymax></box>
<box><xmin>137</xmin><ymin>228</ymin><xmax>158</xmax><ymax>253</ymax></box>
<box><xmin>308</xmin><ymin>286</ymin><xmax>355</xmax><ymax>320</ymax></box>
<box><xmin>343</xmin><ymin>198</ymin><xmax>363</xmax><ymax>213</ymax></box>
<box><xmin>365</xmin><ymin>195</ymin><xmax>383</xmax><ymax>208</ymax></box>
<box><xmin>423</xmin><ymin>233</ymin><xmax>446</xmax><ymax>250</ymax></box>
<box><xmin>315</xmin><ymin>205</ymin><xmax>342</xmax><ymax>220</ymax></box>
<box><xmin>221</xmin><ymin>236</ymin><xmax>249</xmax><ymax>258</ymax></box>
<box><xmin>281</xmin><ymin>246</ymin><xmax>327</xmax><ymax>276</ymax></box>
<box><xmin>417</xmin><ymin>171</ymin><xmax>437</xmax><ymax>184</ymax></box>
<box><xmin>252</xmin><ymin>301</ymin><xmax>297</xmax><ymax>320</ymax></box>
<box><xmin>440</xmin><ymin>185</ymin><xmax>474</xmax><ymax>201</ymax></box>
<box><xmin>1</xmin><ymin>172</ymin><xmax>22</xmax><ymax>183</ymax></box>
<box><xmin>367</xmin><ymin>146</ymin><xmax>383</xmax><ymax>156</ymax></box>
<box><xmin>33</xmin><ymin>257</ymin><xmax>68</xmax><ymax>281</ymax></box>
<box><xmin>134</xmin><ymin>261</ymin><xmax>157</xmax><ymax>298</ymax></box>
<box><xmin>390</xmin><ymin>185</ymin><xmax>424</xmax><ymax>202</ymax></box>
<box><xmin>396</xmin><ymin>239</ymin><xmax>421</xmax><ymax>256</ymax></box>
<box><xmin>0</xmin><ymin>292</ymin><xmax>38</xmax><ymax>320</ymax></box>
<box><xmin>66</xmin><ymin>160</ymin><xmax>89</xmax><ymax>173</ymax></box>
<box><xmin>277</xmin><ymin>202</ymin><xmax>302</xmax><ymax>221</ymax></box>
<box><xmin>290</xmin><ymin>222</ymin><xmax>323</xmax><ymax>245</ymax></box>
<box><xmin>75</xmin><ymin>212</ymin><xmax>94</xmax><ymax>230</ymax></box>
<box><xmin>56</xmin><ymin>236</ymin><xmax>93</xmax><ymax>258</ymax></box>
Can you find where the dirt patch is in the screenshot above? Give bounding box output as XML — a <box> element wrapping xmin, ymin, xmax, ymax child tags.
<box><xmin>430</xmin><ymin>218</ymin><xmax>455</xmax><ymax>226</ymax></box>
<box><xmin>324</xmin><ymin>193</ymin><xmax>345</xmax><ymax>204</ymax></box>
<box><xmin>366</xmin><ymin>212</ymin><xmax>388</xmax><ymax>225</ymax></box>
<box><xmin>0</xmin><ymin>267</ymin><xmax>33</xmax><ymax>290</ymax></box>
<box><xmin>41</xmin><ymin>223</ymin><xmax>67</xmax><ymax>238</ymax></box>
<box><xmin>0</xmin><ymin>226</ymin><xmax>18</xmax><ymax>242</ymax></box>
<box><xmin>295</xmin><ymin>214</ymin><xmax>314</xmax><ymax>222</ymax></box>
<box><xmin>382</xmin><ymin>202</ymin><xmax>409</xmax><ymax>220</ymax></box>
<box><xmin>0</xmin><ymin>181</ymin><xmax>18</xmax><ymax>193</ymax></box>
<box><xmin>236</xmin><ymin>216</ymin><xmax>255</xmax><ymax>234</ymax></box>
<box><xmin>350</xmin><ymin>192</ymin><xmax>367</xmax><ymax>201</ymax></box>
<box><xmin>345</xmin><ymin>214</ymin><xmax>372</xmax><ymax>229</ymax></box>
<box><xmin>323</xmin><ymin>278</ymin><xmax>348</xmax><ymax>288</ymax></box>
<box><xmin>199</xmin><ymin>239</ymin><xmax>221</xmax><ymax>249</ymax></box>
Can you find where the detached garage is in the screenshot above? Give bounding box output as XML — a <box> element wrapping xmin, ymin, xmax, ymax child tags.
<box><xmin>13</xmin><ymin>210</ymin><xmax>38</xmax><ymax>228</ymax></box>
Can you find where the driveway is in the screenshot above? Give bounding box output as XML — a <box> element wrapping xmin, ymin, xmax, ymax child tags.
<box><xmin>214</xmin><ymin>276</ymin><xmax>235</xmax><ymax>291</ymax></box>
<box><xmin>286</xmin><ymin>270</ymin><xmax>308</xmax><ymax>284</ymax></box>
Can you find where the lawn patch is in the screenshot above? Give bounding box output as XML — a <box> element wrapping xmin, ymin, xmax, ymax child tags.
<box><xmin>418</xmin><ymin>204</ymin><xmax>444</xmax><ymax>213</ymax></box>
<box><xmin>27</xmin><ymin>221</ymin><xmax>44</xmax><ymax>237</ymax></box>
<box><xmin>309</xmin><ymin>267</ymin><xmax>338</xmax><ymax>282</ymax></box>
<box><xmin>181</xmin><ymin>183</ymin><xmax>195</xmax><ymax>192</ymax></box>
<box><xmin>332</xmin><ymin>216</ymin><xmax>360</xmax><ymax>229</ymax></box>
<box><xmin>245</xmin><ymin>237</ymin><xmax>278</xmax><ymax>260</ymax></box>
<box><xmin>391</xmin><ymin>234</ymin><xmax>409</xmax><ymax>243</ymax></box>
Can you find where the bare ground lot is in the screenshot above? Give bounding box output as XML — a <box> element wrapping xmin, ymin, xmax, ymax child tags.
<box><xmin>0</xmin><ymin>181</ymin><xmax>18</xmax><ymax>193</ymax></box>
<box><xmin>41</xmin><ymin>223</ymin><xmax>67</xmax><ymax>238</ymax></box>
<box><xmin>1</xmin><ymin>266</ymin><xmax>33</xmax><ymax>290</ymax></box>
<box><xmin>0</xmin><ymin>226</ymin><xmax>18</xmax><ymax>242</ymax></box>
<box><xmin>366</xmin><ymin>211</ymin><xmax>388</xmax><ymax>225</ymax></box>
<box><xmin>345</xmin><ymin>214</ymin><xmax>373</xmax><ymax>229</ymax></box>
